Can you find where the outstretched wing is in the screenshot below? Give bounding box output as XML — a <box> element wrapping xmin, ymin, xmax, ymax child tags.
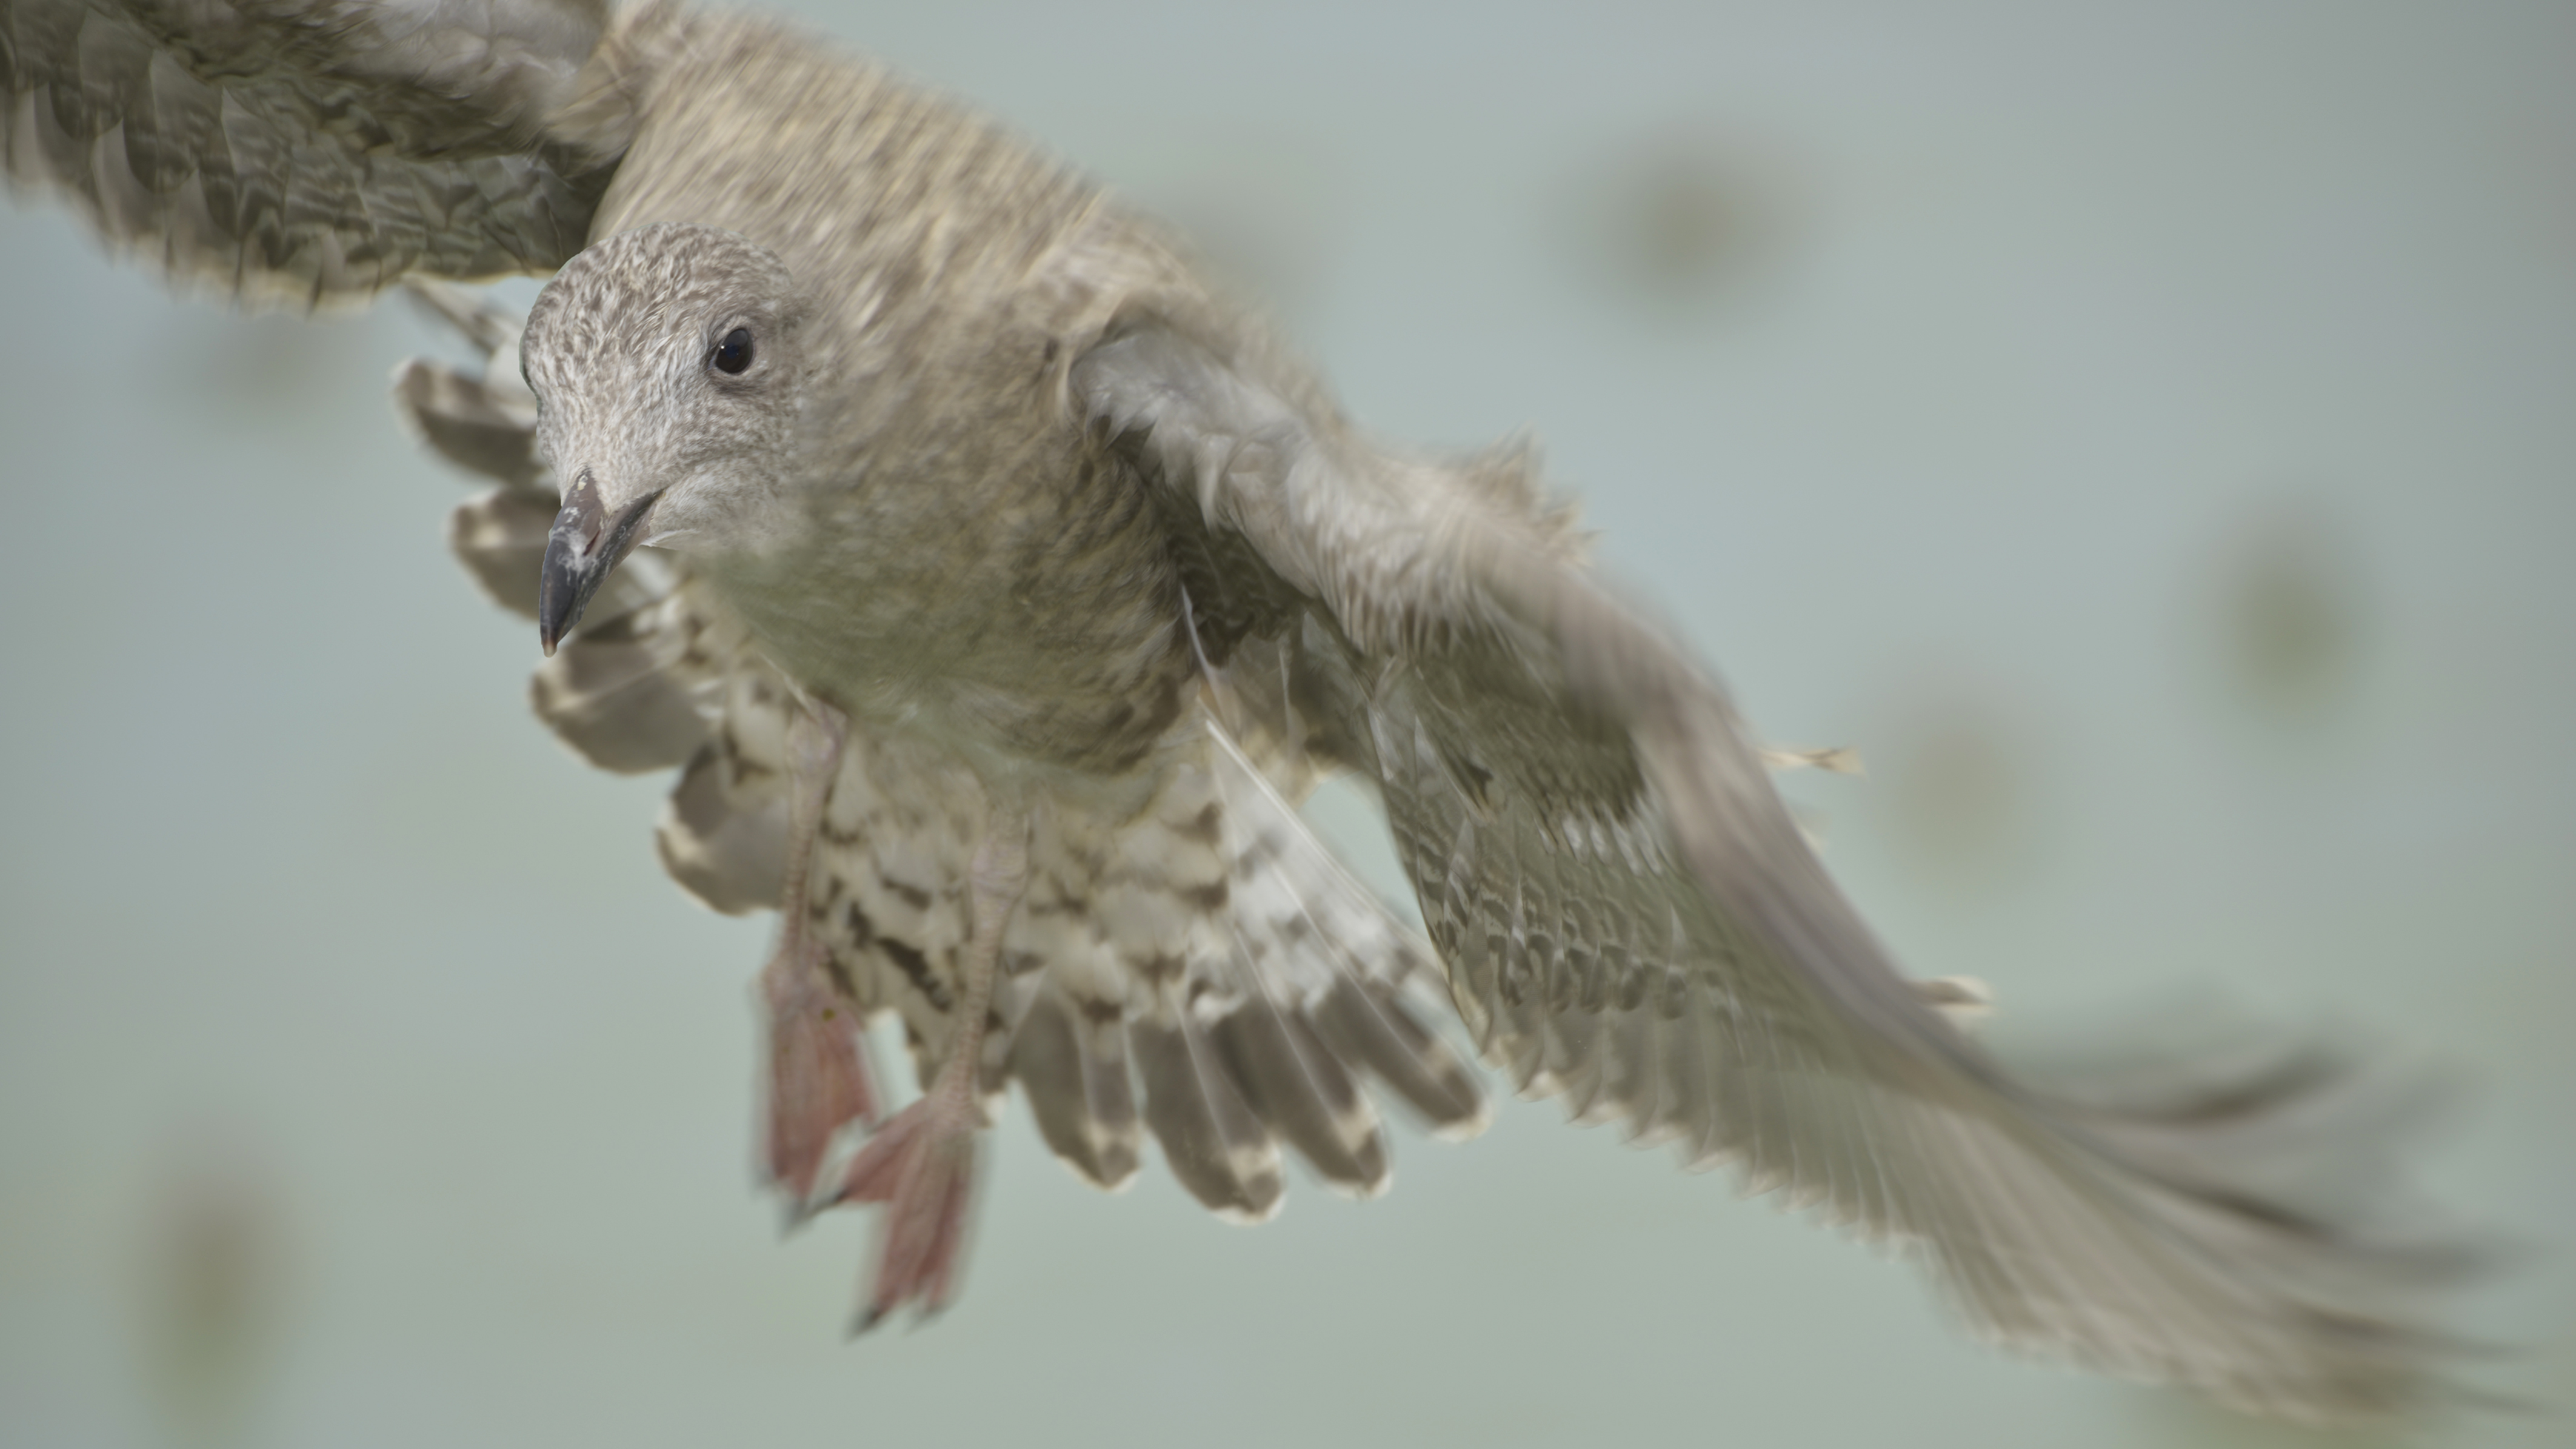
<box><xmin>2</xmin><ymin>0</ymin><xmax>619</xmax><ymax>305</ymax></box>
<box><xmin>1071</xmin><ymin>308</ymin><xmax>2467</xmax><ymax>1424</ymax></box>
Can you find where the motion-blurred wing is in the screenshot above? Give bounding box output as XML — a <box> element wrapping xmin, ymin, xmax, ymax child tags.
<box><xmin>2</xmin><ymin>0</ymin><xmax>618</xmax><ymax>304</ymax></box>
<box><xmin>1073</xmin><ymin>312</ymin><xmax>2463</xmax><ymax>1424</ymax></box>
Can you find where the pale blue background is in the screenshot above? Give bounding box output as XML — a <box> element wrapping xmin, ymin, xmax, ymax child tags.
<box><xmin>2</xmin><ymin>2</ymin><xmax>2569</xmax><ymax>1446</ymax></box>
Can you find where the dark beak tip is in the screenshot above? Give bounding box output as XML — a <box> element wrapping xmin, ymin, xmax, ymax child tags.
<box><xmin>536</xmin><ymin>479</ymin><xmax>661</xmax><ymax>657</ymax></box>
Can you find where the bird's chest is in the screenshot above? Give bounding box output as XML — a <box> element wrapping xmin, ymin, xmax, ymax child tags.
<box><xmin>703</xmin><ymin>444</ymin><xmax>1201</xmax><ymax>781</ymax></box>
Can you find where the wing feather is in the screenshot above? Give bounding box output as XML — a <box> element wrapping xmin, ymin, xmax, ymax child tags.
<box><xmin>2</xmin><ymin>0</ymin><xmax>620</xmax><ymax>304</ymax></box>
<box><xmin>1070</xmin><ymin>303</ymin><xmax>2469</xmax><ymax>1424</ymax></box>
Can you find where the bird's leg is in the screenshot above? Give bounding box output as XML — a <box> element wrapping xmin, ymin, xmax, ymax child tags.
<box><xmin>828</xmin><ymin>808</ymin><xmax>1029</xmax><ymax>1330</ymax></box>
<box><xmin>760</xmin><ymin>700</ymin><xmax>879</xmax><ymax>1217</ymax></box>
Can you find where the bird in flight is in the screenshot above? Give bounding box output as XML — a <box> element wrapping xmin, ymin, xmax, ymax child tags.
<box><xmin>2</xmin><ymin>0</ymin><xmax>2468</xmax><ymax>1422</ymax></box>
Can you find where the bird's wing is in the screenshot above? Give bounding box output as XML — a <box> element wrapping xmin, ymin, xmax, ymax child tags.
<box><xmin>2</xmin><ymin>0</ymin><xmax>623</xmax><ymax>305</ymax></box>
<box><xmin>1072</xmin><ymin>312</ymin><xmax>2467</xmax><ymax>1424</ymax></box>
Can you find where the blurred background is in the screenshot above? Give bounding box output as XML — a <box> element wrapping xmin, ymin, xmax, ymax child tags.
<box><xmin>2</xmin><ymin>1</ymin><xmax>2569</xmax><ymax>1445</ymax></box>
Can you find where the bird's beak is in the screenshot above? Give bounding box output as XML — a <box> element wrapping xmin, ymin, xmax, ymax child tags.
<box><xmin>538</xmin><ymin>472</ymin><xmax>664</xmax><ymax>655</ymax></box>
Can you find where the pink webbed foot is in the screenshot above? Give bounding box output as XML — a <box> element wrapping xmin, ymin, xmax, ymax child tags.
<box><xmin>762</xmin><ymin>951</ymin><xmax>879</xmax><ymax>1216</ymax></box>
<box><xmin>827</xmin><ymin>1097</ymin><xmax>984</xmax><ymax>1330</ymax></box>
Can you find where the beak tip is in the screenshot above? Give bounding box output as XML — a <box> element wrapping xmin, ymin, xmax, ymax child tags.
<box><xmin>536</xmin><ymin>478</ymin><xmax>660</xmax><ymax>659</ymax></box>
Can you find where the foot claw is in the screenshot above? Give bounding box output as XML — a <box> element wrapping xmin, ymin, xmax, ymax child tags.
<box><xmin>827</xmin><ymin>1098</ymin><xmax>983</xmax><ymax>1328</ymax></box>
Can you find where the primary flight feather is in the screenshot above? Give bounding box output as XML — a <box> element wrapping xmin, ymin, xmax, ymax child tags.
<box><xmin>2</xmin><ymin>0</ymin><xmax>2469</xmax><ymax>1421</ymax></box>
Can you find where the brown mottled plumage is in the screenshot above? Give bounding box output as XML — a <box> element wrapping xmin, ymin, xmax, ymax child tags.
<box><xmin>4</xmin><ymin>0</ymin><xmax>2474</xmax><ymax>1423</ymax></box>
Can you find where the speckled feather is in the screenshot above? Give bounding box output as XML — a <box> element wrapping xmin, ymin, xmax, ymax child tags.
<box><xmin>0</xmin><ymin>0</ymin><xmax>614</xmax><ymax>306</ymax></box>
<box><xmin>15</xmin><ymin>0</ymin><xmax>2475</xmax><ymax>1425</ymax></box>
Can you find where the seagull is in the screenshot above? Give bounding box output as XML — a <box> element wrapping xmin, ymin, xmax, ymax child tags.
<box><xmin>2</xmin><ymin>0</ymin><xmax>2470</xmax><ymax>1422</ymax></box>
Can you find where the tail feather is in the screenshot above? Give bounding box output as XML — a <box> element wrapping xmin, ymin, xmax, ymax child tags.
<box><xmin>1007</xmin><ymin>974</ymin><xmax>1143</xmax><ymax>1189</ymax></box>
<box><xmin>1130</xmin><ymin>1011</ymin><xmax>1287</xmax><ymax>1221</ymax></box>
<box><xmin>1207</xmin><ymin>979</ymin><xmax>1389</xmax><ymax>1196</ymax></box>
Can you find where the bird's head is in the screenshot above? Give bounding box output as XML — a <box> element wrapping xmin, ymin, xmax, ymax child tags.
<box><xmin>521</xmin><ymin>223</ymin><xmax>806</xmax><ymax>654</ymax></box>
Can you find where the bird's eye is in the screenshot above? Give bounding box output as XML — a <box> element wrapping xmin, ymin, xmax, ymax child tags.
<box><xmin>712</xmin><ymin>327</ymin><xmax>754</xmax><ymax>375</ymax></box>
